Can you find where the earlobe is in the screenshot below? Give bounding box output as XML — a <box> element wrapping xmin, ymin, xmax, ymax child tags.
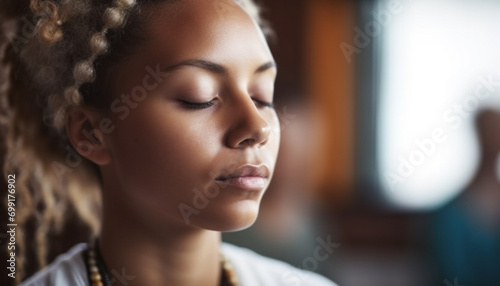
<box><xmin>66</xmin><ymin>107</ymin><xmax>112</xmax><ymax>166</ymax></box>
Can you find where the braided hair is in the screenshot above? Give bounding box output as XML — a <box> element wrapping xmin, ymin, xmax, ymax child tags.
<box><xmin>0</xmin><ymin>0</ymin><xmax>267</xmax><ymax>282</ymax></box>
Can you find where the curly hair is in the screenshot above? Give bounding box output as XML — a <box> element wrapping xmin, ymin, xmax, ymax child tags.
<box><xmin>0</xmin><ymin>0</ymin><xmax>268</xmax><ymax>282</ymax></box>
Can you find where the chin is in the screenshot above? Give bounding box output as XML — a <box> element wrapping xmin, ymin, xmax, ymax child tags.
<box><xmin>193</xmin><ymin>200</ymin><xmax>261</xmax><ymax>232</ymax></box>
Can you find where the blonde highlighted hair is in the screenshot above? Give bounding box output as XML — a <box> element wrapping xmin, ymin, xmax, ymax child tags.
<box><xmin>0</xmin><ymin>0</ymin><xmax>268</xmax><ymax>283</ymax></box>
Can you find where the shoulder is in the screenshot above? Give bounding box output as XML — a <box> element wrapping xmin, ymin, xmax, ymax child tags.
<box><xmin>221</xmin><ymin>243</ymin><xmax>337</xmax><ymax>286</ymax></box>
<box><xmin>20</xmin><ymin>243</ymin><xmax>89</xmax><ymax>286</ymax></box>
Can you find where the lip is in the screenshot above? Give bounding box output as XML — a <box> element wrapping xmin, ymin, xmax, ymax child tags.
<box><xmin>215</xmin><ymin>165</ymin><xmax>270</xmax><ymax>191</ymax></box>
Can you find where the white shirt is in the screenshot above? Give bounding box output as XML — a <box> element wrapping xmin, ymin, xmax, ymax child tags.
<box><xmin>21</xmin><ymin>243</ymin><xmax>336</xmax><ymax>286</ymax></box>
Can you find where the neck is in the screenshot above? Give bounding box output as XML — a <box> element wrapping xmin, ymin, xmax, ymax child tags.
<box><xmin>99</xmin><ymin>191</ymin><xmax>222</xmax><ymax>286</ymax></box>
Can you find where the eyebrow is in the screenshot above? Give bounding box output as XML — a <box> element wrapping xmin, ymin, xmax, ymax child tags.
<box><xmin>163</xmin><ymin>59</ymin><xmax>277</xmax><ymax>75</ymax></box>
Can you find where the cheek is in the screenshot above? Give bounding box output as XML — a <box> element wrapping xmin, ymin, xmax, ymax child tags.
<box><xmin>107</xmin><ymin>104</ymin><xmax>220</xmax><ymax>204</ymax></box>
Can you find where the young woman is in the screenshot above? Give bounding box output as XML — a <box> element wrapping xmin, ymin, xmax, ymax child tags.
<box><xmin>1</xmin><ymin>0</ymin><xmax>336</xmax><ymax>285</ymax></box>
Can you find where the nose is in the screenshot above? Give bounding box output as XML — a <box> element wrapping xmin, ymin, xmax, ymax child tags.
<box><xmin>226</xmin><ymin>94</ymin><xmax>272</xmax><ymax>149</ymax></box>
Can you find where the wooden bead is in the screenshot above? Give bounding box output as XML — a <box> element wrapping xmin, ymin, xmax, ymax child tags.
<box><xmin>220</xmin><ymin>253</ymin><xmax>239</xmax><ymax>285</ymax></box>
<box><xmin>73</xmin><ymin>61</ymin><xmax>95</xmax><ymax>83</ymax></box>
<box><xmin>91</xmin><ymin>272</ymin><xmax>102</xmax><ymax>281</ymax></box>
<box><xmin>64</xmin><ymin>86</ymin><xmax>82</xmax><ymax>106</ymax></box>
<box><xmin>53</xmin><ymin>107</ymin><xmax>66</xmax><ymax>130</ymax></box>
<box><xmin>39</xmin><ymin>20</ymin><xmax>63</xmax><ymax>43</ymax></box>
<box><xmin>88</xmin><ymin>257</ymin><xmax>96</xmax><ymax>265</ymax></box>
<box><xmin>89</xmin><ymin>265</ymin><xmax>99</xmax><ymax>274</ymax></box>
<box><xmin>38</xmin><ymin>1</ymin><xmax>58</xmax><ymax>19</ymax></box>
<box><xmin>90</xmin><ymin>33</ymin><xmax>109</xmax><ymax>56</ymax></box>
<box><xmin>102</xmin><ymin>7</ymin><xmax>125</xmax><ymax>29</ymax></box>
<box><xmin>114</xmin><ymin>0</ymin><xmax>136</xmax><ymax>8</ymax></box>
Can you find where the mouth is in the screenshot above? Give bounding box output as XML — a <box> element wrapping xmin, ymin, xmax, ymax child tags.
<box><xmin>215</xmin><ymin>165</ymin><xmax>270</xmax><ymax>191</ymax></box>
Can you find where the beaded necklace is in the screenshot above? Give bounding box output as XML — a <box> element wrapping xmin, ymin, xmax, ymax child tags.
<box><xmin>85</xmin><ymin>238</ymin><xmax>239</xmax><ymax>286</ymax></box>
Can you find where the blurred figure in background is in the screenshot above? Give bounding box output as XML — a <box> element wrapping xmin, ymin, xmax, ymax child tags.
<box><xmin>429</xmin><ymin>108</ymin><xmax>500</xmax><ymax>286</ymax></box>
<box><xmin>223</xmin><ymin>100</ymin><xmax>336</xmax><ymax>279</ymax></box>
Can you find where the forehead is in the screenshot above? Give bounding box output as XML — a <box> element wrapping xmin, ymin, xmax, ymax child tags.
<box><xmin>140</xmin><ymin>0</ymin><xmax>273</xmax><ymax>67</ymax></box>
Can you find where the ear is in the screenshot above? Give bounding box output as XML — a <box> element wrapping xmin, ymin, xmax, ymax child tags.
<box><xmin>66</xmin><ymin>107</ymin><xmax>112</xmax><ymax>166</ymax></box>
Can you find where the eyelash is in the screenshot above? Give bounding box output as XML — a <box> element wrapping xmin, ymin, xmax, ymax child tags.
<box><xmin>179</xmin><ymin>99</ymin><xmax>216</xmax><ymax>110</ymax></box>
<box><xmin>253</xmin><ymin>99</ymin><xmax>275</xmax><ymax>109</ymax></box>
<box><xmin>179</xmin><ymin>98</ymin><xmax>274</xmax><ymax>110</ymax></box>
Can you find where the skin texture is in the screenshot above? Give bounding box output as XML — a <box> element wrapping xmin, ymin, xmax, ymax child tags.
<box><xmin>66</xmin><ymin>0</ymin><xmax>280</xmax><ymax>285</ymax></box>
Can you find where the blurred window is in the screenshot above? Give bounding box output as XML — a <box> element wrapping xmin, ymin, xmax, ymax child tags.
<box><xmin>375</xmin><ymin>0</ymin><xmax>500</xmax><ymax>209</ymax></box>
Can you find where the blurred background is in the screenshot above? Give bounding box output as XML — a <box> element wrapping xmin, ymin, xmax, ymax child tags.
<box><xmin>224</xmin><ymin>0</ymin><xmax>500</xmax><ymax>285</ymax></box>
<box><xmin>1</xmin><ymin>0</ymin><xmax>499</xmax><ymax>285</ymax></box>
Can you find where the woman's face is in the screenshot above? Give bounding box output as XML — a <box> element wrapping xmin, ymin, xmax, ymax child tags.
<box><xmin>100</xmin><ymin>0</ymin><xmax>280</xmax><ymax>232</ymax></box>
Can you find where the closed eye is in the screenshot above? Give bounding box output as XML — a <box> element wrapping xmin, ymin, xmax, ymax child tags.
<box><xmin>178</xmin><ymin>99</ymin><xmax>216</xmax><ymax>110</ymax></box>
<box><xmin>253</xmin><ymin>98</ymin><xmax>274</xmax><ymax>109</ymax></box>
<box><xmin>178</xmin><ymin>98</ymin><xmax>273</xmax><ymax>110</ymax></box>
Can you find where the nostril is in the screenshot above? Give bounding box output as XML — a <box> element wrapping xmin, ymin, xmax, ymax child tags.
<box><xmin>238</xmin><ymin>138</ymin><xmax>255</xmax><ymax>147</ymax></box>
<box><xmin>258</xmin><ymin>137</ymin><xmax>270</xmax><ymax>147</ymax></box>
<box><xmin>236</xmin><ymin>131</ymin><xmax>269</xmax><ymax>148</ymax></box>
